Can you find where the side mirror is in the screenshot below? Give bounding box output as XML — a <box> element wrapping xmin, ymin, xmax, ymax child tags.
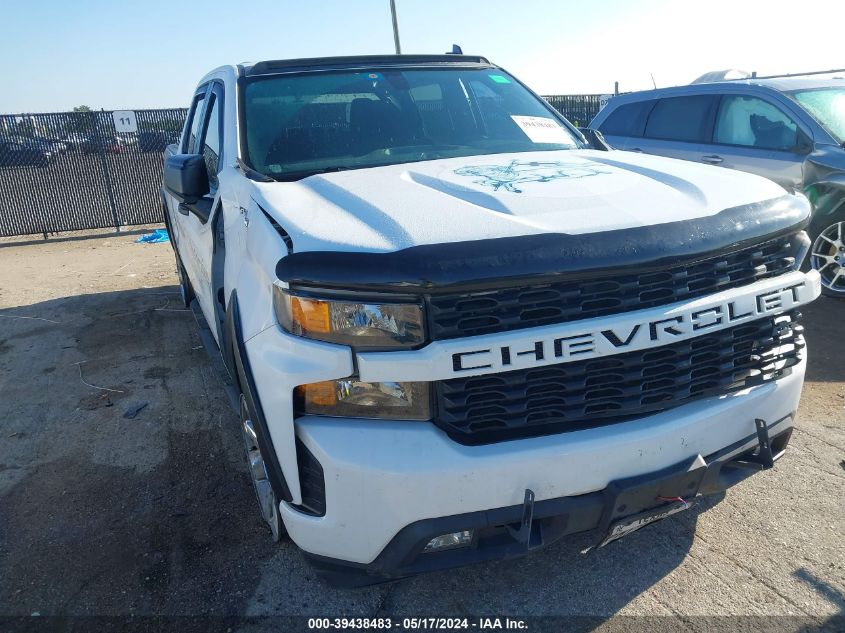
<box><xmin>164</xmin><ymin>154</ymin><xmax>209</xmax><ymax>204</ymax></box>
<box><xmin>578</xmin><ymin>127</ymin><xmax>612</xmax><ymax>151</ymax></box>
<box><xmin>792</xmin><ymin>131</ymin><xmax>814</xmax><ymax>155</ymax></box>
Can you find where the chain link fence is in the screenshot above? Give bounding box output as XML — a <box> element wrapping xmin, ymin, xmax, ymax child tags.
<box><xmin>0</xmin><ymin>95</ymin><xmax>604</xmax><ymax>238</ymax></box>
<box><xmin>0</xmin><ymin>108</ymin><xmax>187</xmax><ymax>238</ymax></box>
<box><xmin>544</xmin><ymin>94</ymin><xmax>607</xmax><ymax>127</ymax></box>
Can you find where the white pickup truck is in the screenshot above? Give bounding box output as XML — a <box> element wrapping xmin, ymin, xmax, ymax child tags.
<box><xmin>161</xmin><ymin>54</ymin><xmax>820</xmax><ymax>586</ymax></box>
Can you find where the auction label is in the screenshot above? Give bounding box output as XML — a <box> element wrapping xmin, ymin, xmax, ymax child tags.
<box><xmin>511</xmin><ymin>115</ymin><xmax>574</xmax><ymax>145</ymax></box>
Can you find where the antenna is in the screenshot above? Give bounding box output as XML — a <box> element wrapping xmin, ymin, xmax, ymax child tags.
<box><xmin>389</xmin><ymin>0</ymin><xmax>402</xmax><ymax>54</ymax></box>
<box><xmin>448</xmin><ymin>44</ymin><xmax>463</xmax><ymax>55</ymax></box>
<box><xmin>650</xmin><ymin>73</ymin><xmax>657</xmax><ymax>89</ymax></box>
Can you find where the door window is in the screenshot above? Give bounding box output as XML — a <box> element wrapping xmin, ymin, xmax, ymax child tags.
<box><xmin>183</xmin><ymin>91</ymin><xmax>206</xmax><ymax>153</ymax></box>
<box><xmin>644</xmin><ymin>95</ymin><xmax>716</xmax><ymax>142</ymax></box>
<box><xmin>714</xmin><ymin>95</ymin><xmax>799</xmax><ymax>150</ymax></box>
<box><xmin>200</xmin><ymin>91</ymin><xmax>222</xmax><ymax>188</ymax></box>
<box><xmin>599</xmin><ymin>100</ymin><xmax>655</xmax><ymax>137</ymax></box>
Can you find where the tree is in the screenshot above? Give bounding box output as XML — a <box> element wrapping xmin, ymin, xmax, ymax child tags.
<box><xmin>68</xmin><ymin>105</ymin><xmax>95</xmax><ymax>133</ymax></box>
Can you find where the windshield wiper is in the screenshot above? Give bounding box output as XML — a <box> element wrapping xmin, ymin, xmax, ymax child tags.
<box><xmin>237</xmin><ymin>159</ymin><xmax>274</xmax><ymax>183</ymax></box>
<box><xmin>268</xmin><ymin>166</ymin><xmax>354</xmax><ymax>182</ymax></box>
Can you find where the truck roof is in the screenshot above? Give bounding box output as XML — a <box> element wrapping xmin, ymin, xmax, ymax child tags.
<box><xmin>241</xmin><ymin>54</ymin><xmax>492</xmax><ymax>77</ymax></box>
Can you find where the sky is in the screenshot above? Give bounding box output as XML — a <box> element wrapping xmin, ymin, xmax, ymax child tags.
<box><xmin>2</xmin><ymin>0</ymin><xmax>844</xmax><ymax>113</ymax></box>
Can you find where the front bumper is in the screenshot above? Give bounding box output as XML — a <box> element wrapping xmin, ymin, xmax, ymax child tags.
<box><xmin>304</xmin><ymin>415</ymin><xmax>793</xmax><ymax>587</ymax></box>
<box><xmin>242</xmin><ymin>271</ymin><xmax>817</xmax><ymax>583</ymax></box>
<box><xmin>279</xmin><ymin>357</ymin><xmax>805</xmax><ymax>576</ymax></box>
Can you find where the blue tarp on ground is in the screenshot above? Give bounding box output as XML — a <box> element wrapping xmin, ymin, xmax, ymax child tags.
<box><xmin>135</xmin><ymin>229</ymin><xmax>169</xmax><ymax>244</ymax></box>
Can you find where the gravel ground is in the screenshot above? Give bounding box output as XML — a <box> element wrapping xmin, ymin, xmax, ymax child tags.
<box><xmin>0</xmin><ymin>229</ymin><xmax>842</xmax><ymax>632</ymax></box>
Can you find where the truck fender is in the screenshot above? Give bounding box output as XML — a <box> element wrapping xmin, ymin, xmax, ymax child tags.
<box><xmin>226</xmin><ymin>289</ymin><xmax>293</xmax><ymax>503</ymax></box>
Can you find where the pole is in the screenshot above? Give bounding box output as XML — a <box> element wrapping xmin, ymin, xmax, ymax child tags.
<box><xmin>95</xmin><ymin>109</ymin><xmax>121</xmax><ymax>232</ymax></box>
<box><xmin>389</xmin><ymin>0</ymin><xmax>401</xmax><ymax>54</ymax></box>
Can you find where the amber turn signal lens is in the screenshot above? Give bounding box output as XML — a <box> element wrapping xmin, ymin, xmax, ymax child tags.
<box><xmin>296</xmin><ymin>381</ymin><xmax>337</xmax><ymax>407</ymax></box>
<box><xmin>295</xmin><ymin>379</ymin><xmax>431</xmax><ymax>420</ymax></box>
<box><xmin>290</xmin><ymin>297</ymin><xmax>331</xmax><ymax>334</ymax></box>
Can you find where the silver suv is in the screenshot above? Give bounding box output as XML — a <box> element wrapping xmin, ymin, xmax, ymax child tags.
<box><xmin>590</xmin><ymin>77</ymin><xmax>845</xmax><ymax>297</ymax></box>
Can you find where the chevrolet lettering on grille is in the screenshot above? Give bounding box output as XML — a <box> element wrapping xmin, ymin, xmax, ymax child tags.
<box><xmin>452</xmin><ymin>279</ymin><xmax>811</xmax><ymax>373</ymax></box>
<box><xmin>355</xmin><ymin>271</ymin><xmax>821</xmax><ymax>384</ymax></box>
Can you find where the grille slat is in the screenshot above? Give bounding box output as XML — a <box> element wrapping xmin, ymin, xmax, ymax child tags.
<box><xmin>435</xmin><ymin>314</ymin><xmax>803</xmax><ymax>444</ymax></box>
<box><xmin>427</xmin><ymin>236</ymin><xmax>798</xmax><ymax>340</ymax></box>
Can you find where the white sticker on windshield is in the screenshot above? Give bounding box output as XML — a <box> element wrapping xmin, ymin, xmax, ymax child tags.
<box><xmin>511</xmin><ymin>116</ymin><xmax>574</xmax><ymax>145</ymax></box>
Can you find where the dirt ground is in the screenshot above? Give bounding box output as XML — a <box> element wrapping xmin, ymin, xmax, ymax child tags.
<box><xmin>0</xmin><ymin>228</ymin><xmax>843</xmax><ymax>632</ymax></box>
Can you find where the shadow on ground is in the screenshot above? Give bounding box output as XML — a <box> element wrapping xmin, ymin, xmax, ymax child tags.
<box><xmin>0</xmin><ymin>227</ymin><xmax>154</xmax><ymax>250</ymax></box>
<box><xmin>0</xmin><ymin>287</ymin><xmax>277</xmax><ymax>617</ymax></box>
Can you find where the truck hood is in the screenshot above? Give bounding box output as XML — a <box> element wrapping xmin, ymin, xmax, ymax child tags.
<box><xmin>252</xmin><ymin>149</ymin><xmax>789</xmax><ymax>254</ymax></box>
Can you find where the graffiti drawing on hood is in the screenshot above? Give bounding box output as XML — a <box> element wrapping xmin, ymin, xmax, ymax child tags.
<box><xmin>454</xmin><ymin>160</ymin><xmax>610</xmax><ymax>193</ymax></box>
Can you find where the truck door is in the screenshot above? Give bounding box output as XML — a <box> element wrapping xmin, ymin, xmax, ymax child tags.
<box><xmin>169</xmin><ymin>81</ymin><xmax>226</xmax><ymax>338</ymax></box>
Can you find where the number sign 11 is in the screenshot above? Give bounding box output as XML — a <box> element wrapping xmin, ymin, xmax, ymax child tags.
<box><xmin>113</xmin><ymin>110</ymin><xmax>138</xmax><ymax>133</ymax></box>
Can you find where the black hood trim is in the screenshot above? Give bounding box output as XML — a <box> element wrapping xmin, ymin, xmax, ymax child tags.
<box><xmin>275</xmin><ymin>195</ymin><xmax>810</xmax><ymax>294</ymax></box>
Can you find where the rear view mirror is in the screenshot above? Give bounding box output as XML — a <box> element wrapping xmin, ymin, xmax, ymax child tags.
<box><xmin>164</xmin><ymin>154</ymin><xmax>209</xmax><ymax>204</ymax></box>
<box><xmin>578</xmin><ymin>128</ymin><xmax>612</xmax><ymax>151</ymax></box>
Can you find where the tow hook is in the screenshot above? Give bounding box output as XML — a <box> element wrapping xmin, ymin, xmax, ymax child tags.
<box><xmin>731</xmin><ymin>418</ymin><xmax>776</xmax><ymax>470</ymax></box>
<box><xmin>507</xmin><ymin>489</ymin><xmax>535</xmax><ymax>550</ymax></box>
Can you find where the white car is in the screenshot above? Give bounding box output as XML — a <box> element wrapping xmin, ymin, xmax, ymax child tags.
<box><xmin>161</xmin><ymin>54</ymin><xmax>820</xmax><ymax>586</ymax></box>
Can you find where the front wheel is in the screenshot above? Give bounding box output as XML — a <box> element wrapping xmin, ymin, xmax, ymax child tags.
<box><xmin>809</xmin><ymin>219</ymin><xmax>845</xmax><ymax>298</ymax></box>
<box><xmin>239</xmin><ymin>394</ymin><xmax>285</xmax><ymax>542</ymax></box>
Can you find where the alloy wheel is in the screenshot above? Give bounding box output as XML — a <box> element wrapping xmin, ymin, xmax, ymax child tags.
<box><xmin>811</xmin><ymin>221</ymin><xmax>845</xmax><ymax>296</ymax></box>
<box><xmin>239</xmin><ymin>395</ymin><xmax>282</xmax><ymax>541</ymax></box>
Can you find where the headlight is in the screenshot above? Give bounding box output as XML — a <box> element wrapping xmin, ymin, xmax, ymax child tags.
<box><xmin>295</xmin><ymin>379</ymin><xmax>431</xmax><ymax>420</ymax></box>
<box><xmin>273</xmin><ymin>284</ymin><xmax>425</xmax><ymax>350</ymax></box>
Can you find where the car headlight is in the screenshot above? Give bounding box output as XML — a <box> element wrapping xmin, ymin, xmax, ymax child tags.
<box><xmin>295</xmin><ymin>379</ymin><xmax>431</xmax><ymax>420</ymax></box>
<box><xmin>273</xmin><ymin>283</ymin><xmax>426</xmax><ymax>350</ymax></box>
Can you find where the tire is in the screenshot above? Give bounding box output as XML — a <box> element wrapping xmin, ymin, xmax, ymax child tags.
<box><xmin>808</xmin><ymin>214</ymin><xmax>845</xmax><ymax>298</ymax></box>
<box><xmin>238</xmin><ymin>393</ymin><xmax>286</xmax><ymax>541</ymax></box>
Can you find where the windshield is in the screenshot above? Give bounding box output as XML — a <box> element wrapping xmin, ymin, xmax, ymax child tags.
<box><xmin>789</xmin><ymin>87</ymin><xmax>845</xmax><ymax>143</ymax></box>
<box><xmin>242</xmin><ymin>67</ymin><xmax>580</xmax><ymax>180</ymax></box>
